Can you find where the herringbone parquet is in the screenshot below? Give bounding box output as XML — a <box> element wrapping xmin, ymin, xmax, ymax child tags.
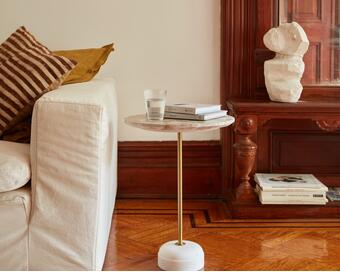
<box><xmin>103</xmin><ymin>200</ymin><xmax>340</xmax><ymax>271</ymax></box>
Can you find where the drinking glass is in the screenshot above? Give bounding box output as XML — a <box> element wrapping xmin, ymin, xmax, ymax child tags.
<box><xmin>144</xmin><ymin>89</ymin><xmax>167</xmax><ymax>120</ymax></box>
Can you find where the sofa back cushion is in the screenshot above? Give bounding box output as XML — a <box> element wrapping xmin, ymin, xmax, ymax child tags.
<box><xmin>0</xmin><ymin>141</ymin><xmax>30</xmax><ymax>192</ymax></box>
<box><xmin>0</xmin><ymin>26</ymin><xmax>77</xmax><ymax>136</ymax></box>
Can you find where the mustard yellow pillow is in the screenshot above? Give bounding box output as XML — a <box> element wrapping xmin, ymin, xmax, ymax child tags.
<box><xmin>53</xmin><ymin>43</ymin><xmax>114</xmax><ymax>85</ymax></box>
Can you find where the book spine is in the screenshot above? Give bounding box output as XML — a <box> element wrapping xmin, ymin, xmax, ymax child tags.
<box><xmin>260</xmin><ymin>192</ymin><xmax>326</xmax><ymax>202</ymax></box>
<box><xmin>260</xmin><ymin>201</ymin><xmax>327</xmax><ymax>205</ymax></box>
<box><xmin>258</xmin><ymin>194</ymin><xmax>327</xmax><ymax>205</ymax></box>
<box><xmin>164</xmin><ymin>113</ymin><xmax>203</xmax><ymax>121</ymax></box>
<box><xmin>165</xmin><ymin>106</ymin><xmax>196</xmax><ymax>114</ymax></box>
<box><xmin>258</xmin><ymin>186</ymin><xmax>327</xmax><ymax>192</ymax></box>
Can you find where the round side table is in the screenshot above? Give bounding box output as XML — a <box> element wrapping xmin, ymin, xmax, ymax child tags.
<box><xmin>125</xmin><ymin>114</ymin><xmax>235</xmax><ymax>271</ymax></box>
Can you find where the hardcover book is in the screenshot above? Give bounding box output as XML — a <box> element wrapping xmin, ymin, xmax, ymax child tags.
<box><xmin>255</xmin><ymin>185</ymin><xmax>326</xmax><ymax>201</ymax></box>
<box><xmin>165</xmin><ymin>103</ymin><xmax>221</xmax><ymax>115</ymax></box>
<box><xmin>254</xmin><ymin>173</ymin><xmax>328</xmax><ymax>192</ymax></box>
<box><xmin>164</xmin><ymin>110</ymin><xmax>227</xmax><ymax>121</ymax></box>
<box><xmin>255</xmin><ymin>185</ymin><xmax>327</xmax><ymax>203</ymax></box>
<box><xmin>258</xmin><ymin>197</ymin><xmax>328</xmax><ymax>205</ymax></box>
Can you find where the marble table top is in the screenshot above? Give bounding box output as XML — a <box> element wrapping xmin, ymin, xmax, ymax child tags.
<box><xmin>125</xmin><ymin>114</ymin><xmax>235</xmax><ymax>133</ymax></box>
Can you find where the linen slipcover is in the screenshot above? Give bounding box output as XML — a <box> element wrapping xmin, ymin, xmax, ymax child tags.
<box><xmin>0</xmin><ymin>78</ymin><xmax>117</xmax><ymax>270</ymax></box>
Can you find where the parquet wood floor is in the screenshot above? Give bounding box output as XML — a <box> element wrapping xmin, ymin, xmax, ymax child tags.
<box><xmin>103</xmin><ymin>200</ymin><xmax>340</xmax><ymax>271</ymax></box>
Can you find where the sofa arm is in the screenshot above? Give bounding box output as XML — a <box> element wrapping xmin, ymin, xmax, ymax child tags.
<box><xmin>29</xmin><ymin>79</ymin><xmax>118</xmax><ymax>270</ymax></box>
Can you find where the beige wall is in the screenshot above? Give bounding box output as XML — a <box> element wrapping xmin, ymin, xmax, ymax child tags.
<box><xmin>0</xmin><ymin>0</ymin><xmax>220</xmax><ymax>141</ymax></box>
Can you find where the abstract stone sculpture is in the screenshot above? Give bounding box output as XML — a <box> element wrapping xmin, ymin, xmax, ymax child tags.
<box><xmin>263</xmin><ymin>22</ymin><xmax>309</xmax><ymax>103</ymax></box>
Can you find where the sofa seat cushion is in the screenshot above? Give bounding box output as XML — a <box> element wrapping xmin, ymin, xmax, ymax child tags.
<box><xmin>0</xmin><ymin>186</ymin><xmax>31</xmax><ymax>270</ymax></box>
<box><xmin>0</xmin><ymin>141</ymin><xmax>30</xmax><ymax>192</ymax></box>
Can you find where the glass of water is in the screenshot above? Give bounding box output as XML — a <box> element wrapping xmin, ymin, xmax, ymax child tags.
<box><xmin>144</xmin><ymin>89</ymin><xmax>167</xmax><ymax>120</ymax></box>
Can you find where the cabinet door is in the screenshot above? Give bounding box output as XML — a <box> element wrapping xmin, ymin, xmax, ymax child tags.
<box><xmin>281</xmin><ymin>0</ymin><xmax>336</xmax><ymax>85</ymax></box>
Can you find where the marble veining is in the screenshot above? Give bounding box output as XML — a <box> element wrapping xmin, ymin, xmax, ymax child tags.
<box><xmin>125</xmin><ymin>114</ymin><xmax>235</xmax><ymax>133</ymax></box>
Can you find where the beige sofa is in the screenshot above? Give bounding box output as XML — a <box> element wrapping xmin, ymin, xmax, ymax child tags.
<box><xmin>0</xmin><ymin>78</ymin><xmax>118</xmax><ymax>270</ymax></box>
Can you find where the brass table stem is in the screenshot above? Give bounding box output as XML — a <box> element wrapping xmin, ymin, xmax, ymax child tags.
<box><xmin>177</xmin><ymin>132</ymin><xmax>183</xmax><ymax>246</ymax></box>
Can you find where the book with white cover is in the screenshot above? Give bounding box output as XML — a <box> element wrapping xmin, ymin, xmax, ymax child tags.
<box><xmin>164</xmin><ymin>110</ymin><xmax>228</xmax><ymax>121</ymax></box>
<box><xmin>254</xmin><ymin>173</ymin><xmax>328</xmax><ymax>192</ymax></box>
<box><xmin>259</xmin><ymin>198</ymin><xmax>328</xmax><ymax>205</ymax></box>
<box><xmin>256</xmin><ymin>185</ymin><xmax>327</xmax><ymax>202</ymax></box>
<box><xmin>165</xmin><ymin>103</ymin><xmax>221</xmax><ymax>114</ymax></box>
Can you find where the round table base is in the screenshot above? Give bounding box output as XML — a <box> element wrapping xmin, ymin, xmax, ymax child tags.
<box><xmin>157</xmin><ymin>240</ymin><xmax>204</xmax><ymax>271</ymax></box>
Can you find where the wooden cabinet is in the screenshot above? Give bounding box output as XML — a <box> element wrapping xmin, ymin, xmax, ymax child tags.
<box><xmin>226</xmin><ymin>100</ymin><xmax>340</xmax><ymax>218</ymax></box>
<box><xmin>221</xmin><ymin>0</ymin><xmax>340</xmax><ymax>218</ymax></box>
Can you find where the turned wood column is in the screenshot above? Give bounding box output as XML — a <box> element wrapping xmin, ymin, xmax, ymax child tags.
<box><xmin>233</xmin><ymin>116</ymin><xmax>258</xmax><ymax>203</ymax></box>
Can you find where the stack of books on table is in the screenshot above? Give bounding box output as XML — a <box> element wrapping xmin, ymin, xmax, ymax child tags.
<box><xmin>164</xmin><ymin>103</ymin><xmax>227</xmax><ymax>121</ymax></box>
<box><xmin>254</xmin><ymin>173</ymin><xmax>328</xmax><ymax>205</ymax></box>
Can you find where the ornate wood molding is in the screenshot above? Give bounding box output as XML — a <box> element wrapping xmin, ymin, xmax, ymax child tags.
<box><xmin>235</xmin><ymin>116</ymin><xmax>258</xmax><ymax>135</ymax></box>
<box><xmin>315</xmin><ymin>120</ymin><xmax>340</xmax><ymax>132</ymax></box>
<box><xmin>222</xmin><ymin>0</ymin><xmax>340</xmax><ymax>219</ymax></box>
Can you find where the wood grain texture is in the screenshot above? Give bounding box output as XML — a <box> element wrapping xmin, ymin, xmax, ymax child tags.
<box><xmin>220</xmin><ymin>0</ymin><xmax>257</xmax><ymax>101</ymax></box>
<box><xmin>233</xmin><ymin>116</ymin><xmax>258</xmax><ymax>203</ymax></box>
<box><xmin>222</xmin><ymin>0</ymin><xmax>340</xmax><ymax>101</ymax></box>
<box><xmin>118</xmin><ymin>141</ymin><xmax>222</xmax><ymax>198</ymax></box>
<box><xmin>221</xmin><ymin>0</ymin><xmax>340</xmax><ymax>219</ymax></box>
<box><xmin>103</xmin><ymin>199</ymin><xmax>340</xmax><ymax>270</ymax></box>
<box><xmin>227</xmin><ymin>100</ymin><xmax>340</xmax><ymax>218</ymax></box>
<box><xmin>285</xmin><ymin>0</ymin><xmax>333</xmax><ymax>85</ymax></box>
<box><xmin>220</xmin><ymin>0</ymin><xmax>258</xmax><ymax>208</ymax></box>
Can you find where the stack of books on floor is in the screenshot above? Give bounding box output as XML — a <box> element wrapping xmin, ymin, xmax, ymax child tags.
<box><xmin>164</xmin><ymin>103</ymin><xmax>227</xmax><ymax>121</ymax></box>
<box><xmin>327</xmin><ymin>187</ymin><xmax>340</xmax><ymax>202</ymax></box>
<box><xmin>254</xmin><ymin>173</ymin><xmax>328</xmax><ymax>205</ymax></box>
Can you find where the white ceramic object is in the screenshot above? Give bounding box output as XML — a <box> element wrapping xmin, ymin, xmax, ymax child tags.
<box><xmin>263</xmin><ymin>22</ymin><xmax>309</xmax><ymax>103</ymax></box>
<box><xmin>158</xmin><ymin>240</ymin><xmax>204</xmax><ymax>271</ymax></box>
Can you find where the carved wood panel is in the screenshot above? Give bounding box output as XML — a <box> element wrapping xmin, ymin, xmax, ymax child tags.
<box><xmin>281</xmin><ymin>0</ymin><xmax>334</xmax><ymax>84</ymax></box>
<box><xmin>303</xmin><ymin>43</ymin><xmax>321</xmax><ymax>84</ymax></box>
<box><xmin>222</xmin><ymin>0</ymin><xmax>340</xmax><ymax>219</ymax></box>
<box><xmin>290</xmin><ymin>0</ymin><xmax>322</xmax><ymax>22</ymax></box>
<box><xmin>249</xmin><ymin>0</ymin><xmax>340</xmax><ymax>99</ymax></box>
<box><xmin>271</xmin><ymin>132</ymin><xmax>340</xmax><ymax>173</ymax></box>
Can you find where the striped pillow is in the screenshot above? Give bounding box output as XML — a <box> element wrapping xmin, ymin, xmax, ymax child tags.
<box><xmin>0</xmin><ymin>26</ymin><xmax>50</xmax><ymax>63</ymax></box>
<box><xmin>0</xmin><ymin>26</ymin><xmax>76</xmax><ymax>136</ymax></box>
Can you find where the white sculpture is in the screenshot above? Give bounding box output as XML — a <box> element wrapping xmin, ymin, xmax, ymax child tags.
<box><xmin>263</xmin><ymin>22</ymin><xmax>309</xmax><ymax>103</ymax></box>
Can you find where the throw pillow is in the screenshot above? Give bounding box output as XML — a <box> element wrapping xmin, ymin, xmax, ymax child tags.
<box><xmin>1</xmin><ymin>117</ymin><xmax>31</xmax><ymax>143</ymax></box>
<box><xmin>0</xmin><ymin>141</ymin><xmax>30</xmax><ymax>193</ymax></box>
<box><xmin>0</xmin><ymin>26</ymin><xmax>77</xmax><ymax>136</ymax></box>
<box><xmin>0</xmin><ymin>26</ymin><xmax>50</xmax><ymax>63</ymax></box>
<box><xmin>53</xmin><ymin>43</ymin><xmax>113</xmax><ymax>84</ymax></box>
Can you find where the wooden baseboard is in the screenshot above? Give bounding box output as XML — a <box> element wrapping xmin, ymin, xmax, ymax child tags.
<box><xmin>118</xmin><ymin>141</ymin><xmax>222</xmax><ymax>198</ymax></box>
